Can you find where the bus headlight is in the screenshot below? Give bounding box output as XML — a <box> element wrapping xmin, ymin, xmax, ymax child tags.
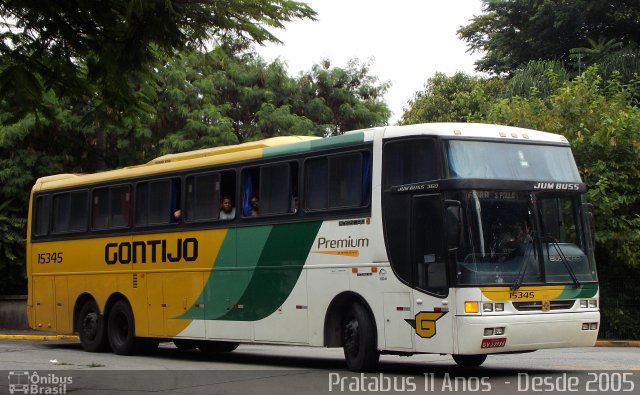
<box><xmin>580</xmin><ymin>300</ymin><xmax>588</xmax><ymax>308</ymax></box>
<box><xmin>495</xmin><ymin>303</ymin><xmax>504</xmax><ymax>312</ymax></box>
<box><xmin>588</xmin><ymin>300</ymin><xmax>598</xmax><ymax>308</ymax></box>
<box><xmin>482</xmin><ymin>303</ymin><xmax>493</xmax><ymax>312</ymax></box>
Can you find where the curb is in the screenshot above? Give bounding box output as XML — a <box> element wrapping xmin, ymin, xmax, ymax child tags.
<box><xmin>0</xmin><ymin>334</ymin><xmax>79</xmax><ymax>341</ymax></box>
<box><xmin>595</xmin><ymin>340</ymin><xmax>640</xmax><ymax>347</ymax></box>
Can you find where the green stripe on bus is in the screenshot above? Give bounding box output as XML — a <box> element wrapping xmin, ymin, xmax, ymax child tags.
<box><xmin>262</xmin><ymin>132</ymin><xmax>365</xmax><ymax>158</ymax></box>
<box><xmin>558</xmin><ymin>283</ymin><xmax>599</xmax><ymax>299</ymax></box>
<box><xmin>180</xmin><ymin>221</ymin><xmax>322</xmax><ymax>321</ymax></box>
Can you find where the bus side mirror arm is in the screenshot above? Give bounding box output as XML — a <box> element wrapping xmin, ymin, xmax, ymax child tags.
<box><xmin>445</xmin><ymin>200</ymin><xmax>462</xmax><ymax>250</ymax></box>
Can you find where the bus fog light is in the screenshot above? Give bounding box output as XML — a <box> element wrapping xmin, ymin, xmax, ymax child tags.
<box><xmin>465</xmin><ymin>301</ymin><xmax>479</xmax><ymax>313</ymax></box>
<box><xmin>494</xmin><ymin>327</ymin><xmax>505</xmax><ymax>335</ymax></box>
<box><xmin>482</xmin><ymin>303</ymin><xmax>493</xmax><ymax>312</ymax></box>
<box><xmin>582</xmin><ymin>323</ymin><xmax>590</xmax><ymax>330</ymax></box>
<box><xmin>580</xmin><ymin>300</ymin><xmax>588</xmax><ymax>308</ymax></box>
<box><xmin>589</xmin><ymin>300</ymin><xmax>597</xmax><ymax>308</ymax></box>
<box><xmin>495</xmin><ymin>303</ymin><xmax>504</xmax><ymax>312</ymax></box>
<box><xmin>484</xmin><ymin>328</ymin><xmax>494</xmax><ymax>336</ymax></box>
<box><xmin>590</xmin><ymin>323</ymin><xmax>598</xmax><ymax>330</ymax></box>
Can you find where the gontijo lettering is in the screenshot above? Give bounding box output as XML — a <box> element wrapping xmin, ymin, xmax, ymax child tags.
<box><xmin>105</xmin><ymin>238</ymin><xmax>198</xmax><ymax>264</ymax></box>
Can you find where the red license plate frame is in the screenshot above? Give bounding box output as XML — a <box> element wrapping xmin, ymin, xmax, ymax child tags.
<box><xmin>481</xmin><ymin>337</ymin><xmax>507</xmax><ymax>348</ymax></box>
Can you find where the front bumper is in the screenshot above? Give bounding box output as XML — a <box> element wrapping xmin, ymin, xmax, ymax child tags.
<box><xmin>455</xmin><ymin>311</ymin><xmax>600</xmax><ymax>355</ymax></box>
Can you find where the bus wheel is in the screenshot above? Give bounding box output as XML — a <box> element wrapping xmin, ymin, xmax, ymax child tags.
<box><xmin>342</xmin><ymin>303</ymin><xmax>379</xmax><ymax>372</ymax></box>
<box><xmin>107</xmin><ymin>300</ymin><xmax>148</xmax><ymax>355</ymax></box>
<box><xmin>452</xmin><ymin>354</ymin><xmax>487</xmax><ymax>367</ymax></box>
<box><xmin>173</xmin><ymin>339</ymin><xmax>199</xmax><ymax>350</ymax></box>
<box><xmin>198</xmin><ymin>341</ymin><xmax>240</xmax><ymax>353</ymax></box>
<box><xmin>77</xmin><ymin>300</ymin><xmax>109</xmax><ymax>352</ymax></box>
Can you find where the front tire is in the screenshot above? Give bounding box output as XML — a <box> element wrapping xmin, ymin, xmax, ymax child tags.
<box><xmin>77</xmin><ymin>300</ymin><xmax>109</xmax><ymax>352</ymax></box>
<box><xmin>452</xmin><ymin>354</ymin><xmax>487</xmax><ymax>367</ymax></box>
<box><xmin>342</xmin><ymin>303</ymin><xmax>379</xmax><ymax>372</ymax></box>
<box><xmin>107</xmin><ymin>300</ymin><xmax>156</xmax><ymax>355</ymax></box>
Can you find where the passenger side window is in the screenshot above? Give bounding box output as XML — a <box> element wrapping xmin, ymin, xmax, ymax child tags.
<box><xmin>242</xmin><ymin>163</ymin><xmax>298</xmax><ymax>217</ymax></box>
<box><xmin>135</xmin><ymin>178</ymin><xmax>181</xmax><ymax>226</ymax></box>
<box><xmin>52</xmin><ymin>191</ymin><xmax>88</xmax><ymax>234</ymax></box>
<box><xmin>304</xmin><ymin>151</ymin><xmax>371</xmax><ymax>211</ymax></box>
<box><xmin>383</xmin><ymin>139</ymin><xmax>438</xmax><ymax>188</ymax></box>
<box><xmin>33</xmin><ymin>196</ymin><xmax>51</xmax><ymax>236</ymax></box>
<box><xmin>92</xmin><ymin>186</ymin><xmax>130</xmax><ymax>230</ymax></box>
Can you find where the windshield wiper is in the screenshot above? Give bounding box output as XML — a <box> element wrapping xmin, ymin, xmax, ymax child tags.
<box><xmin>510</xmin><ymin>233</ymin><xmax>536</xmax><ymax>291</ymax></box>
<box><xmin>542</xmin><ymin>235</ymin><xmax>581</xmax><ymax>288</ymax></box>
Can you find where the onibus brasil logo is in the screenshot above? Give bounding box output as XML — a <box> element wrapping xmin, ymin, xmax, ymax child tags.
<box><xmin>7</xmin><ymin>371</ymin><xmax>72</xmax><ymax>394</ymax></box>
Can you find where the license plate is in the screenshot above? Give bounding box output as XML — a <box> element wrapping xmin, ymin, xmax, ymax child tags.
<box><xmin>481</xmin><ymin>338</ymin><xmax>507</xmax><ymax>348</ymax></box>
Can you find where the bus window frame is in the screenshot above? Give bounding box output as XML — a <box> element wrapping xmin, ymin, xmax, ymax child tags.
<box><xmin>91</xmin><ymin>184</ymin><xmax>132</xmax><ymax>231</ymax></box>
<box><xmin>50</xmin><ymin>189</ymin><xmax>90</xmax><ymax>235</ymax></box>
<box><xmin>134</xmin><ymin>177</ymin><xmax>182</xmax><ymax>228</ymax></box>
<box><xmin>240</xmin><ymin>160</ymin><xmax>299</xmax><ymax>220</ymax></box>
<box><xmin>302</xmin><ymin>148</ymin><xmax>372</xmax><ymax>214</ymax></box>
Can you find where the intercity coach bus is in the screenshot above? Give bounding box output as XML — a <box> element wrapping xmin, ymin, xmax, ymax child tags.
<box><xmin>26</xmin><ymin>123</ymin><xmax>599</xmax><ymax>371</ymax></box>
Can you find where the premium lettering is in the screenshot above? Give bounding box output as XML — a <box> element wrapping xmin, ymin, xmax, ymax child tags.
<box><xmin>317</xmin><ymin>236</ymin><xmax>369</xmax><ymax>249</ymax></box>
<box><xmin>105</xmin><ymin>238</ymin><xmax>198</xmax><ymax>264</ymax></box>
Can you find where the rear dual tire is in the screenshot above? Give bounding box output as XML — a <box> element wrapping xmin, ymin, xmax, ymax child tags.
<box><xmin>107</xmin><ymin>300</ymin><xmax>158</xmax><ymax>355</ymax></box>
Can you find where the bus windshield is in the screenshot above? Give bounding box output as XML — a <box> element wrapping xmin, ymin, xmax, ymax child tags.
<box><xmin>452</xmin><ymin>190</ymin><xmax>597</xmax><ymax>286</ymax></box>
<box><xmin>446</xmin><ymin>140</ymin><xmax>582</xmax><ymax>182</ymax></box>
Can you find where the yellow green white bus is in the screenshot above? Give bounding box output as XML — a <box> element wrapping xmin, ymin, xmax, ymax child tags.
<box><xmin>27</xmin><ymin>123</ymin><xmax>600</xmax><ymax>371</ymax></box>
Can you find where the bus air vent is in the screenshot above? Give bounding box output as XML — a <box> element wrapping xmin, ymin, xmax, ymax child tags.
<box><xmin>513</xmin><ymin>300</ymin><xmax>575</xmax><ymax>311</ymax></box>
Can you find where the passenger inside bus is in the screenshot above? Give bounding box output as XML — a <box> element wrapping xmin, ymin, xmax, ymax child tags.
<box><xmin>219</xmin><ymin>196</ymin><xmax>236</xmax><ymax>220</ymax></box>
<box><xmin>250</xmin><ymin>196</ymin><xmax>259</xmax><ymax>217</ymax></box>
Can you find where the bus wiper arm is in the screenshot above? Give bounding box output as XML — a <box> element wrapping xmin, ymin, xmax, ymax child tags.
<box><xmin>510</xmin><ymin>235</ymin><xmax>535</xmax><ymax>291</ymax></box>
<box><xmin>543</xmin><ymin>235</ymin><xmax>581</xmax><ymax>288</ymax></box>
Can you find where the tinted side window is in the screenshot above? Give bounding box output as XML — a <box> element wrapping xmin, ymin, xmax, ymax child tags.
<box><xmin>329</xmin><ymin>153</ymin><xmax>363</xmax><ymax>208</ymax></box>
<box><xmin>92</xmin><ymin>186</ymin><xmax>130</xmax><ymax>230</ymax></box>
<box><xmin>136</xmin><ymin>179</ymin><xmax>181</xmax><ymax>226</ymax></box>
<box><xmin>110</xmin><ymin>186</ymin><xmax>131</xmax><ymax>228</ymax></box>
<box><xmin>33</xmin><ymin>196</ymin><xmax>50</xmax><ymax>236</ymax></box>
<box><xmin>186</xmin><ymin>173</ymin><xmax>220</xmax><ymax>221</ymax></box>
<box><xmin>69</xmin><ymin>191</ymin><xmax>88</xmax><ymax>231</ymax></box>
<box><xmin>304</xmin><ymin>151</ymin><xmax>370</xmax><ymax>211</ymax></box>
<box><xmin>260</xmin><ymin>163</ymin><xmax>291</xmax><ymax>215</ymax></box>
<box><xmin>52</xmin><ymin>194</ymin><xmax>70</xmax><ymax>233</ymax></box>
<box><xmin>383</xmin><ymin>139</ymin><xmax>438</xmax><ymax>188</ymax></box>
<box><xmin>52</xmin><ymin>191</ymin><xmax>88</xmax><ymax>234</ymax></box>
<box><xmin>92</xmin><ymin>188</ymin><xmax>110</xmax><ymax>229</ymax></box>
<box><xmin>304</xmin><ymin>158</ymin><xmax>328</xmax><ymax>210</ymax></box>
<box><xmin>242</xmin><ymin>163</ymin><xmax>297</xmax><ymax>217</ymax></box>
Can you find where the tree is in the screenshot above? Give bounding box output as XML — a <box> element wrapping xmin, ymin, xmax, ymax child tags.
<box><xmin>0</xmin><ymin>0</ymin><xmax>316</xmax><ymax>119</ymax></box>
<box><xmin>399</xmin><ymin>72</ymin><xmax>503</xmax><ymax>124</ymax></box>
<box><xmin>154</xmin><ymin>49</ymin><xmax>391</xmax><ymax>154</ymax></box>
<box><xmin>458</xmin><ymin>0</ymin><xmax>640</xmax><ymax>74</ymax></box>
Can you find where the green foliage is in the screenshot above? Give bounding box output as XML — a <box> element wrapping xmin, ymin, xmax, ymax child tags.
<box><xmin>0</xmin><ymin>200</ymin><xmax>26</xmax><ymax>294</ymax></box>
<box><xmin>458</xmin><ymin>0</ymin><xmax>640</xmax><ymax>75</ymax></box>
<box><xmin>154</xmin><ymin>50</ymin><xmax>390</xmax><ymax>154</ymax></box>
<box><xmin>399</xmin><ymin>72</ymin><xmax>503</xmax><ymax>125</ymax></box>
<box><xmin>0</xmin><ymin>0</ymin><xmax>316</xmax><ymax>119</ymax></box>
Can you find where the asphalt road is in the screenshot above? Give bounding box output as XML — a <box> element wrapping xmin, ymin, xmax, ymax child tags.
<box><xmin>0</xmin><ymin>339</ymin><xmax>638</xmax><ymax>394</ymax></box>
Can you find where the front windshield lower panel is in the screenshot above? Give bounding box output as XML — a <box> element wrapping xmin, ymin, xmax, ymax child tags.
<box><xmin>452</xmin><ymin>190</ymin><xmax>597</xmax><ymax>287</ymax></box>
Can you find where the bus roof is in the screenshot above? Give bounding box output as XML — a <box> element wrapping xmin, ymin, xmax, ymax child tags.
<box><xmin>382</xmin><ymin>123</ymin><xmax>569</xmax><ymax>143</ymax></box>
<box><xmin>33</xmin><ymin>123</ymin><xmax>568</xmax><ymax>191</ymax></box>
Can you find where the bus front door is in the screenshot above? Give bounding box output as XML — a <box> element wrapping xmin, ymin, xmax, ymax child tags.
<box><xmin>411</xmin><ymin>194</ymin><xmax>455</xmax><ymax>354</ymax></box>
